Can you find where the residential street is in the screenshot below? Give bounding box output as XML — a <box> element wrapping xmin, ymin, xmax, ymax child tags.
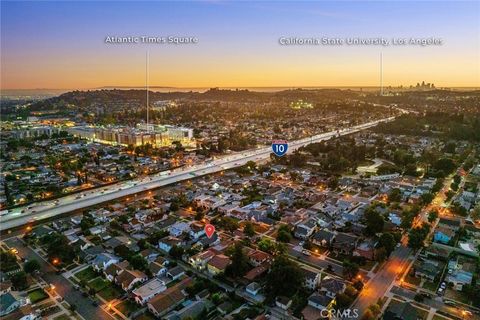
<box><xmin>4</xmin><ymin>237</ymin><xmax>114</xmax><ymax>320</ymax></box>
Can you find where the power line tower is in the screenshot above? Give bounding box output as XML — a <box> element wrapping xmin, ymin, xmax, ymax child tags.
<box><xmin>146</xmin><ymin>51</ymin><xmax>150</xmax><ymax>132</ymax></box>
<box><xmin>380</xmin><ymin>52</ymin><xmax>384</xmax><ymax>96</ymax></box>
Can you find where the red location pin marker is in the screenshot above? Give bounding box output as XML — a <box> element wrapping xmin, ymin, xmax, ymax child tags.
<box><xmin>205</xmin><ymin>224</ymin><xmax>215</xmax><ymax>239</ymax></box>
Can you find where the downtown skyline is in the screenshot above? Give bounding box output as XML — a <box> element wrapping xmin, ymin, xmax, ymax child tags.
<box><xmin>1</xmin><ymin>0</ymin><xmax>479</xmax><ymax>90</ymax></box>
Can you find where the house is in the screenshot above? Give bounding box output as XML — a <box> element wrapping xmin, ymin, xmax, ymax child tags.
<box><xmin>433</xmin><ymin>227</ymin><xmax>455</xmax><ymax>244</ymax></box>
<box><xmin>189</xmin><ymin>250</ymin><xmax>215</xmax><ymax>270</ymax></box>
<box><xmin>331</xmin><ymin>233</ymin><xmax>359</xmax><ymax>254</ymax></box>
<box><xmin>133</xmin><ymin>278</ymin><xmax>167</xmax><ymax>305</ymax></box>
<box><xmin>245</xmin><ymin>282</ymin><xmax>261</xmax><ymax>296</ymax></box>
<box><xmin>168</xmin><ymin>222</ymin><xmax>190</xmax><ymax>237</ymax></box>
<box><xmin>414</xmin><ymin>260</ymin><xmax>440</xmax><ymax>282</ymax></box>
<box><xmin>115</xmin><ymin>269</ymin><xmax>148</xmax><ymax>291</ymax></box>
<box><xmin>248</xmin><ymin>250</ymin><xmax>271</xmax><ymax>267</ymax></box>
<box><xmin>312</xmin><ymin>230</ymin><xmax>335</xmax><ymax>247</ymax></box>
<box><xmin>158</xmin><ymin>237</ymin><xmax>182</xmax><ymax>253</ymax></box>
<box><xmin>104</xmin><ymin>261</ymin><xmax>130</xmax><ymax>281</ymax></box>
<box><xmin>383</xmin><ymin>301</ymin><xmax>418</xmax><ymax>320</ymax></box>
<box><xmin>149</xmin><ymin>257</ymin><xmax>169</xmax><ymax>277</ymax></box>
<box><xmin>167</xmin><ymin>266</ymin><xmax>185</xmax><ymax>281</ymax></box>
<box><xmin>189</xmin><ymin>223</ymin><xmax>205</xmax><ymax>240</ymax></box>
<box><xmin>147</xmin><ymin>278</ymin><xmax>192</xmax><ymax>318</ymax></box>
<box><xmin>139</xmin><ymin>248</ymin><xmax>159</xmax><ymax>262</ymax></box>
<box><xmin>275</xmin><ymin>296</ymin><xmax>292</xmax><ymax>310</ymax></box>
<box><xmin>302</xmin><ymin>268</ymin><xmax>321</xmax><ymax>290</ymax></box>
<box><xmin>446</xmin><ymin>270</ymin><xmax>473</xmax><ymax>291</ymax></box>
<box><xmin>0</xmin><ymin>292</ymin><xmax>21</xmax><ymax>316</ymax></box>
<box><xmin>165</xmin><ymin>300</ymin><xmax>207</xmax><ymax>320</ymax></box>
<box><xmin>438</xmin><ymin>218</ymin><xmax>461</xmax><ymax>231</ymax></box>
<box><xmin>294</xmin><ymin>218</ymin><xmax>317</xmax><ymax>239</ymax></box>
<box><xmin>217</xmin><ymin>301</ymin><xmax>233</xmax><ymax>315</ymax></box>
<box><xmin>244</xmin><ymin>265</ymin><xmax>268</xmax><ymax>281</ymax></box>
<box><xmin>320</xmin><ymin>277</ymin><xmax>346</xmax><ymax>298</ymax></box>
<box><xmin>0</xmin><ymin>281</ymin><xmax>12</xmax><ymax>295</ymax></box>
<box><xmin>207</xmin><ymin>255</ymin><xmax>231</xmax><ymax>275</ymax></box>
<box><xmin>91</xmin><ymin>253</ymin><xmax>120</xmax><ymax>271</ymax></box>
<box><xmin>354</xmin><ymin>239</ymin><xmax>377</xmax><ymax>261</ymax></box>
<box><xmin>307</xmin><ymin>293</ymin><xmax>334</xmax><ymax>310</ymax></box>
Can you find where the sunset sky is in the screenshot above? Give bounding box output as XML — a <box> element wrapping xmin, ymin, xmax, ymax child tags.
<box><xmin>1</xmin><ymin>1</ymin><xmax>479</xmax><ymax>90</ymax></box>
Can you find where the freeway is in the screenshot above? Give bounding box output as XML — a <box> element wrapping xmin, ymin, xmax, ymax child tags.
<box><xmin>0</xmin><ymin>116</ymin><xmax>395</xmax><ymax>232</ymax></box>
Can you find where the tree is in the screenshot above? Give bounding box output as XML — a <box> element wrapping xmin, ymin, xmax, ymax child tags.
<box><xmin>379</xmin><ymin>233</ymin><xmax>396</xmax><ymax>256</ymax></box>
<box><xmin>114</xmin><ymin>244</ymin><xmax>133</xmax><ymax>260</ymax></box>
<box><xmin>169</xmin><ymin>245</ymin><xmax>184</xmax><ymax>259</ymax></box>
<box><xmin>408</xmin><ymin>224</ymin><xmax>430</xmax><ymax>250</ymax></box>
<box><xmin>388</xmin><ymin>188</ymin><xmax>402</xmax><ymax>203</ymax></box>
<box><xmin>257</xmin><ymin>237</ymin><xmax>276</xmax><ymax>254</ymax></box>
<box><xmin>364</xmin><ymin>206</ymin><xmax>384</xmax><ymax>236</ymax></box>
<box><xmin>243</xmin><ymin>222</ymin><xmax>255</xmax><ymax>238</ymax></box>
<box><xmin>277</xmin><ymin>230</ymin><xmax>291</xmax><ymax>243</ymax></box>
<box><xmin>129</xmin><ymin>255</ymin><xmax>148</xmax><ymax>271</ymax></box>
<box><xmin>225</xmin><ymin>243</ymin><xmax>249</xmax><ymax>278</ymax></box>
<box><xmin>195</xmin><ymin>211</ymin><xmax>205</xmax><ymax>221</ymax></box>
<box><xmin>24</xmin><ymin>259</ymin><xmax>41</xmax><ymax>274</ymax></box>
<box><xmin>276</xmin><ymin>224</ymin><xmax>292</xmax><ymax>243</ymax></box>
<box><xmin>342</xmin><ymin>259</ymin><xmax>360</xmax><ymax>279</ymax></box>
<box><xmin>11</xmin><ymin>271</ymin><xmax>28</xmax><ymax>290</ymax></box>
<box><xmin>472</xmin><ymin>204</ymin><xmax>480</xmax><ymax>221</ymax></box>
<box><xmin>428</xmin><ymin>210</ymin><xmax>439</xmax><ymax>223</ymax></box>
<box><xmin>265</xmin><ymin>255</ymin><xmax>304</xmax><ymax>298</ymax></box>
<box><xmin>421</xmin><ymin>193</ymin><xmax>434</xmax><ymax>205</ymax></box>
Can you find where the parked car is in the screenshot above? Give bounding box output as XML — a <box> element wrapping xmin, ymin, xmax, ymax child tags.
<box><xmin>444</xmin><ymin>300</ymin><xmax>456</xmax><ymax>306</ymax></box>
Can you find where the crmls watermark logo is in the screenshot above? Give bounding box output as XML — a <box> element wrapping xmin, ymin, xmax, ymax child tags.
<box><xmin>319</xmin><ymin>308</ymin><xmax>360</xmax><ymax>319</ymax></box>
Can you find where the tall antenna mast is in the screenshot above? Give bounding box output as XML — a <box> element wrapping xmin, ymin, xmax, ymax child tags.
<box><xmin>146</xmin><ymin>51</ymin><xmax>149</xmax><ymax>132</ymax></box>
<box><xmin>380</xmin><ymin>52</ymin><xmax>384</xmax><ymax>96</ymax></box>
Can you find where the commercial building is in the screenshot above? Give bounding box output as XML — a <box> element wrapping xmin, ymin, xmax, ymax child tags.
<box><xmin>67</xmin><ymin>124</ymin><xmax>194</xmax><ymax>147</ymax></box>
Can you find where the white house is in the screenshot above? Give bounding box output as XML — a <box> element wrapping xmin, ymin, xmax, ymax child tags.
<box><xmin>168</xmin><ymin>222</ymin><xmax>190</xmax><ymax>237</ymax></box>
<box><xmin>91</xmin><ymin>253</ymin><xmax>120</xmax><ymax>271</ymax></box>
<box><xmin>133</xmin><ymin>278</ymin><xmax>167</xmax><ymax>305</ymax></box>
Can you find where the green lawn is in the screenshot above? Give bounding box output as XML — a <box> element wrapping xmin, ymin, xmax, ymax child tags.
<box><xmin>404</xmin><ymin>274</ymin><xmax>421</xmax><ymax>286</ymax></box>
<box><xmin>28</xmin><ymin>288</ymin><xmax>49</xmax><ymax>304</ymax></box>
<box><xmin>75</xmin><ymin>266</ymin><xmax>97</xmax><ymax>282</ymax></box>
<box><xmin>88</xmin><ymin>277</ymin><xmax>109</xmax><ymax>292</ymax></box>
<box><xmin>134</xmin><ymin>312</ymin><xmax>157</xmax><ymax>320</ymax></box>
<box><xmin>98</xmin><ymin>285</ymin><xmax>123</xmax><ymax>301</ymax></box>
<box><xmin>116</xmin><ymin>300</ymin><xmax>140</xmax><ymax>316</ymax></box>
<box><xmin>422</xmin><ymin>278</ymin><xmax>440</xmax><ymax>292</ymax></box>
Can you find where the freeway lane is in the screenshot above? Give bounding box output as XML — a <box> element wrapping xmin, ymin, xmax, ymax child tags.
<box><xmin>0</xmin><ymin>117</ymin><xmax>395</xmax><ymax>232</ymax></box>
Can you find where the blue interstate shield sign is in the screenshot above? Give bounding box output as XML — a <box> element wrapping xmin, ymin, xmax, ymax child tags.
<box><xmin>272</xmin><ymin>140</ymin><xmax>288</xmax><ymax>157</ymax></box>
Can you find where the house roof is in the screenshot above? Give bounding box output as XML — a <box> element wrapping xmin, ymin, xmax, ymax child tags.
<box><xmin>0</xmin><ymin>293</ymin><xmax>18</xmax><ymax>313</ymax></box>
<box><xmin>312</xmin><ymin>230</ymin><xmax>335</xmax><ymax>242</ymax></box>
<box><xmin>116</xmin><ymin>269</ymin><xmax>146</xmax><ymax>288</ymax></box>
<box><xmin>168</xmin><ymin>266</ymin><xmax>185</xmax><ymax>277</ymax></box>
<box><xmin>208</xmin><ymin>255</ymin><xmax>231</xmax><ymax>271</ymax></box>
<box><xmin>308</xmin><ymin>293</ymin><xmax>333</xmax><ymax>307</ymax></box>
<box><xmin>148</xmin><ymin>278</ymin><xmax>192</xmax><ymax>314</ymax></box>
<box><xmin>321</xmin><ymin>277</ymin><xmax>346</xmax><ymax>294</ymax></box>
<box><xmin>302</xmin><ymin>268</ymin><xmax>319</xmax><ymax>281</ymax></box>
<box><xmin>248</xmin><ymin>250</ymin><xmax>271</xmax><ymax>262</ymax></box>
<box><xmin>133</xmin><ymin>278</ymin><xmax>166</xmax><ymax>299</ymax></box>
<box><xmin>383</xmin><ymin>301</ymin><xmax>418</xmax><ymax>320</ymax></box>
<box><xmin>244</xmin><ymin>265</ymin><xmax>268</xmax><ymax>281</ymax></box>
<box><xmin>439</xmin><ymin>218</ymin><xmax>461</xmax><ymax>227</ymax></box>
